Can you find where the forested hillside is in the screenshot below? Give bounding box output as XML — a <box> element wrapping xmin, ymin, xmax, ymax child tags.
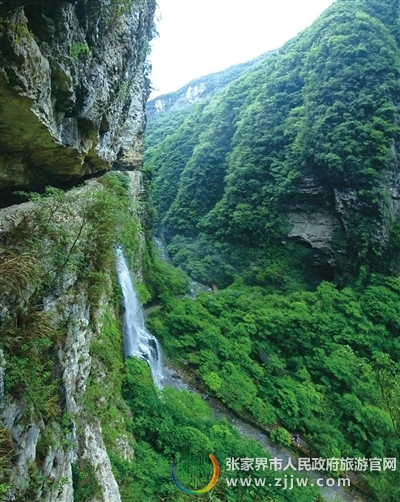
<box><xmin>145</xmin><ymin>0</ymin><xmax>400</xmax><ymax>288</ymax></box>
<box><xmin>144</xmin><ymin>0</ymin><xmax>400</xmax><ymax>500</ymax></box>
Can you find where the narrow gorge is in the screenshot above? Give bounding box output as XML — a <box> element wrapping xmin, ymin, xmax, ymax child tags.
<box><xmin>1</xmin><ymin>0</ymin><xmax>400</xmax><ymax>501</ymax></box>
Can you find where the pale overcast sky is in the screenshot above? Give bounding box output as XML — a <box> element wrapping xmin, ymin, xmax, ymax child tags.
<box><xmin>149</xmin><ymin>0</ymin><xmax>336</xmax><ymax>98</ymax></box>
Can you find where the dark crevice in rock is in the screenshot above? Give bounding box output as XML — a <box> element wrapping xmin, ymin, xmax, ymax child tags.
<box><xmin>0</xmin><ymin>167</ymin><xmax>108</xmax><ymax>209</ymax></box>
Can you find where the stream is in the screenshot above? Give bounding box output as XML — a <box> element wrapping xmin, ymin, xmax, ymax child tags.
<box><xmin>116</xmin><ymin>243</ymin><xmax>366</xmax><ymax>502</ymax></box>
<box><xmin>154</xmin><ymin>237</ymin><xmax>213</xmax><ymax>298</ymax></box>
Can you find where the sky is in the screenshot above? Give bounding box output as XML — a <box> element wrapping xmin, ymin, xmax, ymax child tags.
<box><xmin>148</xmin><ymin>0</ymin><xmax>336</xmax><ymax>99</ymax></box>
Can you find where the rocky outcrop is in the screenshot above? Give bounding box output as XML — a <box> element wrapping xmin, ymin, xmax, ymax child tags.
<box><xmin>287</xmin><ymin>170</ymin><xmax>342</xmax><ymax>265</ymax></box>
<box><xmin>0</xmin><ymin>172</ymin><xmax>146</xmax><ymax>501</ymax></box>
<box><xmin>81</xmin><ymin>422</ymin><xmax>122</xmax><ymax>502</ymax></box>
<box><xmin>288</xmin><ymin>210</ymin><xmax>341</xmax><ymax>265</ymax></box>
<box><xmin>0</xmin><ymin>0</ymin><xmax>156</xmax><ymax>193</ymax></box>
<box><xmin>0</xmin><ymin>1</ymin><xmax>156</xmax><ymax>499</ymax></box>
<box><xmin>146</xmin><ymin>50</ymin><xmax>274</xmax><ymax>120</ymax></box>
<box><xmin>286</xmin><ymin>161</ymin><xmax>400</xmax><ymax>269</ymax></box>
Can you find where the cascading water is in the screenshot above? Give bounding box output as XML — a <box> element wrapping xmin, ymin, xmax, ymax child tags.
<box><xmin>114</xmin><ymin>245</ymin><xmax>359</xmax><ymax>500</ymax></box>
<box><xmin>115</xmin><ymin>247</ymin><xmax>165</xmax><ymax>388</ymax></box>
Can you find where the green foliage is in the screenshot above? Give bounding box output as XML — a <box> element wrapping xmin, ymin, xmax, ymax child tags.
<box><xmin>108</xmin><ymin>0</ymin><xmax>140</xmax><ymax>30</ymax></box>
<box><xmin>146</xmin><ymin>50</ymin><xmax>273</xmax><ymax>122</ymax></box>
<box><xmin>146</xmin><ymin>104</ymin><xmax>209</xmax><ymax>233</ymax></box>
<box><xmin>112</xmin><ymin>357</ymin><xmax>318</xmax><ymax>502</ymax></box>
<box><xmin>139</xmin><ymin>239</ymin><xmax>191</xmax><ymax>302</ymax></box>
<box><xmin>5</xmin><ymin>344</ymin><xmax>59</xmax><ymax>421</ymax></box>
<box><xmin>18</xmin><ymin>465</ymin><xmax>51</xmax><ymax>502</ymax></box>
<box><xmin>148</xmin><ymin>277</ymin><xmax>400</xmax><ymax>500</ymax></box>
<box><xmin>2</xmin><ymin>304</ymin><xmax>61</xmax><ymax>421</ymax></box>
<box><xmin>71</xmin><ymin>461</ymin><xmax>102</xmax><ymax>501</ymax></box>
<box><xmin>0</xmin><ymin>427</ymin><xmax>12</xmax><ymax>497</ymax></box>
<box><xmin>269</xmin><ymin>428</ymin><xmax>292</xmax><ymax>447</ymax></box>
<box><xmin>85</xmin><ymin>309</ymin><xmax>134</xmax><ymax>449</ymax></box>
<box><xmin>163</xmin><ymin>233</ymin><xmax>317</xmax><ymax>291</ymax></box>
<box><xmin>0</xmin><ymin>16</ymin><xmax>32</xmax><ymax>44</ymax></box>
<box><xmin>145</xmin><ymin>0</ymin><xmax>400</xmax><ymax>284</ymax></box>
<box><xmin>373</xmin><ymin>352</ymin><xmax>400</xmax><ymax>439</ymax></box>
<box><xmin>70</xmin><ymin>42</ymin><xmax>91</xmax><ymax>60</ymax></box>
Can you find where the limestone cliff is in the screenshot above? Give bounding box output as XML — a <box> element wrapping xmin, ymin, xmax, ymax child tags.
<box><xmin>0</xmin><ymin>0</ymin><xmax>156</xmax><ymax>194</ymax></box>
<box><xmin>0</xmin><ymin>1</ymin><xmax>155</xmax><ymax>500</ymax></box>
<box><xmin>0</xmin><ymin>172</ymin><xmax>149</xmax><ymax>501</ymax></box>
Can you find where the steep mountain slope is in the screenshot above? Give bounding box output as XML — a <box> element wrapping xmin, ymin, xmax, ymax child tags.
<box><xmin>143</xmin><ymin>4</ymin><xmax>400</xmax><ymax>501</ymax></box>
<box><xmin>145</xmin><ymin>0</ymin><xmax>400</xmax><ymax>287</ymax></box>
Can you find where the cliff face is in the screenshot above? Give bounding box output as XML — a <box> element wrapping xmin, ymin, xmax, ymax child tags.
<box><xmin>0</xmin><ymin>171</ymin><xmax>149</xmax><ymax>501</ymax></box>
<box><xmin>0</xmin><ymin>1</ymin><xmax>155</xmax><ymax>500</ymax></box>
<box><xmin>0</xmin><ymin>0</ymin><xmax>155</xmax><ymax>194</ymax></box>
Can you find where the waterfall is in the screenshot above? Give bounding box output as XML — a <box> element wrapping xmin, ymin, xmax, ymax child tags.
<box><xmin>115</xmin><ymin>247</ymin><xmax>165</xmax><ymax>389</ymax></box>
<box><xmin>114</xmin><ymin>246</ymin><xmax>358</xmax><ymax>502</ymax></box>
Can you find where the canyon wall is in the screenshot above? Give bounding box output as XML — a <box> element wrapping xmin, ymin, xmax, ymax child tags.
<box><xmin>0</xmin><ymin>1</ymin><xmax>155</xmax><ymax>499</ymax></box>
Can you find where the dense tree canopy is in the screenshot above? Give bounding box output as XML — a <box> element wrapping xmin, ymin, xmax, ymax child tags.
<box><xmin>145</xmin><ymin>0</ymin><xmax>400</xmax><ymax>286</ymax></box>
<box><xmin>141</xmin><ymin>1</ymin><xmax>400</xmax><ymax>500</ymax></box>
<box><xmin>147</xmin><ymin>276</ymin><xmax>400</xmax><ymax>501</ymax></box>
